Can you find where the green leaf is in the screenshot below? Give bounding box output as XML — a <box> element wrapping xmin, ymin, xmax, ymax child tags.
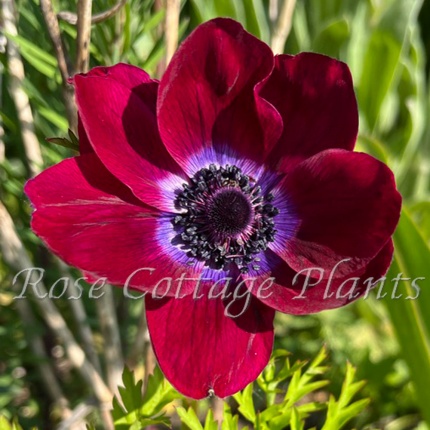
<box><xmin>277</xmin><ymin>359</ymin><xmax>304</xmax><ymax>382</ymax></box>
<box><xmin>358</xmin><ymin>30</ymin><xmax>402</xmax><ymax>131</ymax></box>
<box><xmin>140</xmin><ymin>366</ymin><xmax>181</xmax><ymax>417</ymax></box>
<box><xmin>293</xmin><ymin>380</ymin><xmax>330</xmax><ymax>402</ymax></box>
<box><xmin>221</xmin><ymin>402</ymin><xmax>239</xmax><ymax>430</ymax></box>
<box><xmin>394</xmin><ymin>23</ymin><xmax>427</xmax><ymax>184</ymax></box>
<box><xmin>285</xmin><ymin>347</ymin><xmax>329</xmax><ymax>408</ymax></box>
<box><xmin>292</xmin><ymin>0</ymin><xmax>311</xmax><ymax>52</ymax></box>
<box><xmin>356</xmin><ymin>134</ymin><xmax>389</xmax><ymax>163</ymax></box>
<box><xmin>0</xmin><ymin>112</ymin><xmax>17</xmax><ymax>134</ymax></box>
<box><xmin>258</xmin><ymin>404</ymin><xmax>283</xmax><ymax>424</ymax></box>
<box><xmin>112</xmin><ymin>367</ymin><xmax>143</xmax><ymax>424</ymax></box>
<box><xmin>213</xmin><ymin>0</ymin><xmax>235</xmax><ymax>19</ymax></box>
<box><xmin>5</xmin><ymin>32</ymin><xmax>58</xmax><ymax>78</ymax></box>
<box><xmin>0</xmin><ymin>416</ymin><xmax>12</xmax><ymax>430</ymax></box>
<box><xmin>257</xmin><ymin>347</ymin><xmax>330</xmax><ymax>430</ymax></box>
<box><xmin>410</xmin><ymin>202</ymin><xmax>430</xmax><ymax>241</ymax></box>
<box><xmin>392</xmin><ymin>209</ymin><xmax>430</xmax><ymax>337</ymax></box>
<box><xmin>321</xmin><ymin>363</ymin><xmax>369</xmax><ymax>430</ymax></box>
<box><xmin>203</xmin><ymin>409</ymin><xmax>218</xmax><ymax>430</ymax></box>
<box><xmin>112</xmin><ymin>366</ymin><xmax>178</xmax><ymax>428</ymax></box>
<box><xmin>289</xmin><ymin>408</ymin><xmax>304</xmax><ymax>430</ymax></box>
<box><xmin>18</xmin><ymin>6</ymin><xmax>42</xmax><ymax>32</ymax></box>
<box><xmin>176</xmin><ymin>407</ymin><xmax>203</xmax><ymax>430</ymax></box>
<box><xmin>242</xmin><ymin>0</ymin><xmax>270</xmax><ymax>43</ymax></box>
<box><xmin>122</xmin><ymin>3</ymin><xmax>132</xmax><ymax>55</ymax></box>
<box><xmin>38</xmin><ymin>107</ymin><xmax>68</xmax><ymax>131</ymax></box>
<box><xmin>144</xmin><ymin>9</ymin><xmax>166</xmax><ymax>32</ymax></box>
<box><xmin>142</xmin><ymin>35</ymin><xmax>165</xmax><ymax>72</ymax></box>
<box><xmin>233</xmin><ymin>382</ymin><xmax>255</xmax><ymax>422</ymax></box>
<box><xmin>258</xmin><ymin>352</ymin><xmax>302</xmax><ymax>407</ymax></box>
<box><xmin>46</xmin><ymin>137</ymin><xmax>79</xmax><ymax>152</ymax></box>
<box><xmin>357</xmin><ymin>0</ymin><xmax>424</xmax><ymax>133</ymax></box>
<box><xmin>68</xmin><ymin>129</ymin><xmax>79</xmax><ymax>147</ymax></box>
<box><xmin>313</xmin><ymin>18</ymin><xmax>350</xmax><ymax>58</ymax></box>
<box><xmin>346</xmin><ymin>1</ymin><xmax>369</xmax><ymax>81</ymax></box>
<box><xmin>381</xmin><ymin>209</ymin><xmax>430</xmax><ymax>426</ymax></box>
<box><xmin>0</xmin><ymin>417</ymin><xmax>23</xmax><ymax>430</ymax></box>
<box><xmin>296</xmin><ymin>401</ymin><xmax>326</xmax><ymax>415</ymax></box>
<box><xmin>190</xmin><ymin>0</ymin><xmax>215</xmax><ymax>21</ymax></box>
<box><xmin>308</xmin><ymin>345</ymin><xmax>329</xmax><ymax>373</ymax></box>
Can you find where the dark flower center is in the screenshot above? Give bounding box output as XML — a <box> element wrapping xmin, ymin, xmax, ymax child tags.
<box><xmin>173</xmin><ymin>164</ymin><xmax>279</xmax><ymax>272</ymax></box>
<box><xmin>208</xmin><ymin>189</ymin><xmax>252</xmax><ymax>236</ymax></box>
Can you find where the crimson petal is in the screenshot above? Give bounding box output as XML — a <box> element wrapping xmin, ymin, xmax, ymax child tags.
<box><xmin>73</xmin><ymin>64</ymin><xmax>186</xmax><ymax>212</ymax></box>
<box><xmin>146</xmin><ymin>281</ymin><xmax>274</xmax><ymax>399</ymax></box>
<box><xmin>259</xmin><ymin>53</ymin><xmax>358</xmax><ymax>170</ymax></box>
<box><xmin>76</xmin><ymin>63</ymin><xmax>155</xmax><ymax>156</ymax></box>
<box><xmin>25</xmin><ymin>154</ymin><xmax>198</xmax><ymax>295</ymax></box>
<box><xmin>246</xmin><ymin>241</ymin><xmax>393</xmax><ymax>314</ymax></box>
<box><xmin>158</xmin><ymin>18</ymin><xmax>281</xmax><ymax>174</ymax></box>
<box><xmin>270</xmin><ymin>149</ymin><xmax>401</xmax><ymax>277</ymax></box>
<box><xmin>80</xmin><ymin>63</ymin><xmax>156</xmax><ymax>94</ymax></box>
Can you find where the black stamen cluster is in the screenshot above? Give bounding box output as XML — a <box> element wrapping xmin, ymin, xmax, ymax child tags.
<box><xmin>172</xmin><ymin>164</ymin><xmax>279</xmax><ymax>272</ymax></box>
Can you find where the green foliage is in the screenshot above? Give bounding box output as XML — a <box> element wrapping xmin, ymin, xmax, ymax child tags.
<box><xmin>0</xmin><ymin>416</ymin><xmax>24</xmax><ymax>430</ymax></box>
<box><xmin>252</xmin><ymin>349</ymin><xmax>329</xmax><ymax>429</ymax></box>
<box><xmin>4</xmin><ymin>33</ymin><xmax>59</xmax><ymax>79</ymax></box>
<box><xmin>46</xmin><ymin>129</ymin><xmax>79</xmax><ymax>152</ymax></box>
<box><xmin>176</xmin><ymin>407</ymin><xmax>220</xmax><ymax>430</ymax></box>
<box><xmin>173</xmin><ymin>349</ymin><xmax>369</xmax><ymax>430</ymax></box>
<box><xmin>381</xmin><ymin>209</ymin><xmax>430</xmax><ymax>424</ymax></box>
<box><xmin>112</xmin><ymin>366</ymin><xmax>182</xmax><ymax>428</ymax></box>
<box><xmin>188</xmin><ymin>0</ymin><xmax>270</xmax><ymax>43</ymax></box>
<box><xmin>106</xmin><ymin>349</ymin><xmax>370</xmax><ymax>429</ymax></box>
<box><xmin>221</xmin><ymin>403</ymin><xmax>239</xmax><ymax>430</ymax></box>
<box><xmin>232</xmin><ymin>348</ymin><xmax>366</xmax><ymax>430</ymax></box>
<box><xmin>322</xmin><ymin>363</ymin><xmax>370</xmax><ymax>430</ymax></box>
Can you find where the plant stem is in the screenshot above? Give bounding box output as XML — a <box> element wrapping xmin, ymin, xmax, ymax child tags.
<box><xmin>58</xmin><ymin>0</ymin><xmax>127</xmax><ymax>25</ymax></box>
<box><xmin>76</xmin><ymin>0</ymin><xmax>92</xmax><ymax>73</ymax></box>
<box><xmin>2</xmin><ymin>0</ymin><xmax>43</xmax><ymax>176</ymax></box>
<box><xmin>40</xmin><ymin>0</ymin><xmax>77</xmax><ymax>131</ymax></box>
<box><xmin>271</xmin><ymin>0</ymin><xmax>296</xmax><ymax>54</ymax></box>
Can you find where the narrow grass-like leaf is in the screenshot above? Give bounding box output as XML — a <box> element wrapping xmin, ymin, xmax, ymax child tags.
<box><xmin>38</xmin><ymin>107</ymin><xmax>68</xmax><ymax>131</ymax></box>
<box><xmin>382</xmin><ymin>209</ymin><xmax>430</xmax><ymax>425</ymax></box>
<box><xmin>242</xmin><ymin>0</ymin><xmax>270</xmax><ymax>42</ymax></box>
<box><xmin>392</xmin><ymin>209</ymin><xmax>430</xmax><ymax>334</ymax></box>
<box><xmin>5</xmin><ymin>33</ymin><xmax>57</xmax><ymax>66</ymax></box>
<box><xmin>190</xmin><ymin>0</ymin><xmax>215</xmax><ymax>21</ymax></box>
<box><xmin>5</xmin><ymin>32</ymin><xmax>57</xmax><ymax>78</ymax></box>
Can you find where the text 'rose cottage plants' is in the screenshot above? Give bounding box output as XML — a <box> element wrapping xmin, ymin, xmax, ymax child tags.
<box><xmin>25</xmin><ymin>18</ymin><xmax>401</xmax><ymax>399</ymax></box>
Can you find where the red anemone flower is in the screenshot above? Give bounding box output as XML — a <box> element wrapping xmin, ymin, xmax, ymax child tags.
<box><xmin>25</xmin><ymin>18</ymin><xmax>401</xmax><ymax>399</ymax></box>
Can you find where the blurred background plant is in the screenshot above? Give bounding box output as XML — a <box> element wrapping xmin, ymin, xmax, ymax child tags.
<box><xmin>1</xmin><ymin>0</ymin><xmax>430</xmax><ymax>428</ymax></box>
